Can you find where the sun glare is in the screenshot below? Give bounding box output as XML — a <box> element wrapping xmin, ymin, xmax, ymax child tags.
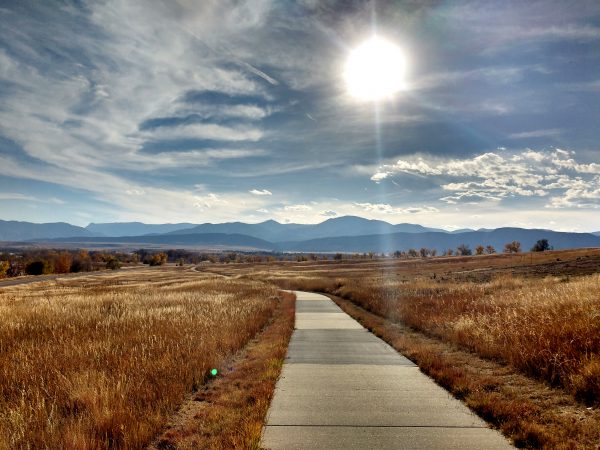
<box><xmin>344</xmin><ymin>36</ymin><xmax>407</xmax><ymax>101</ymax></box>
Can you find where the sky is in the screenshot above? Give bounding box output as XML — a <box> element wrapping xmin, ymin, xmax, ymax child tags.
<box><xmin>1</xmin><ymin>0</ymin><xmax>600</xmax><ymax>231</ymax></box>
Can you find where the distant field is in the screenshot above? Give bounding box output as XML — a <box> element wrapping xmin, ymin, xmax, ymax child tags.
<box><xmin>213</xmin><ymin>249</ymin><xmax>600</xmax><ymax>402</ymax></box>
<box><xmin>207</xmin><ymin>248</ymin><xmax>600</xmax><ymax>447</ymax></box>
<box><xmin>0</xmin><ymin>267</ymin><xmax>283</xmax><ymax>449</ymax></box>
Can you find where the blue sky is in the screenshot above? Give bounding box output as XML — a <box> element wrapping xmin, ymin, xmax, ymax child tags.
<box><xmin>1</xmin><ymin>0</ymin><xmax>600</xmax><ymax>231</ymax></box>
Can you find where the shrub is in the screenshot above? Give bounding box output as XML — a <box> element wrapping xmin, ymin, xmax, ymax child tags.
<box><xmin>0</xmin><ymin>261</ymin><xmax>8</xmax><ymax>278</ymax></box>
<box><xmin>148</xmin><ymin>253</ymin><xmax>168</xmax><ymax>266</ymax></box>
<box><xmin>70</xmin><ymin>258</ymin><xmax>92</xmax><ymax>273</ymax></box>
<box><xmin>25</xmin><ymin>260</ymin><xmax>50</xmax><ymax>275</ymax></box>
<box><xmin>531</xmin><ymin>239</ymin><xmax>551</xmax><ymax>252</ymax></box>
<box><xmin>106</xmin><ymin>259</ymin><xmax>121</xmax><ymax>270</ymax></box>
<box><xmin>456</xmin><ymin>244</ymin><xmax>472</xmax><ymax>256</ymax></box>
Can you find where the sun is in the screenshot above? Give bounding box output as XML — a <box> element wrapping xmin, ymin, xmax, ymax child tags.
<box><xmin>344</xmin><ymin>36</ymin><xmax>407</xmax><ymax>101</ymax></box>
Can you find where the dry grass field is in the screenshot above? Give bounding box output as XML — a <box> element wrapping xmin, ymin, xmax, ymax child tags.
<box><xmin>211</xmin><ymin>249</ymin><xmax>600</xmax><ymax>403</ymax></box>
<box><xmin>334</xmin><ymin>274</ymin><xmax>600</xmax><ymax>404</ymax></box>
<box><xmin>0</xmin><ymin>267</ymin><xmax>284</xmax><ymax>449</ymax></box>
<box><xmin>206</xmin><ymin>248</ymin><xmax>600</xmax><ymax>448</ymax></box>
<box><xmin>151</xmin><ymin>290</ymin><xmax>295</xmax><ymax>450</ymax></box>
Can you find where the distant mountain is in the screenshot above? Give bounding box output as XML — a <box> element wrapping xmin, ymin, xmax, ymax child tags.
<box><xmin>0</xmin><ymin>220</ymin><xmax>93</xmax><ymax>241</ymax></box>
<box><xmin>86</xmin><ymin>222</ymin><xmax>196</xmax><ymax>236</ymax></box>
<box><xmin>451</xmin><ymin>228</ymin><xmax>475</xmax><ymax>234</ymax></box>
<box><xmin>168</xmin><ymin>216</ymin><xmax>444</xmax><ymax>241</ymax></box>
<box><xmin>4</xmin><ymin>217</ymin><xmax>600</xmax><ymax>253</ymax></box>
<box><xmin>277</xmin><ymin>228</ymin><xmax>600</xmax><ymax>253</ymax></box>
<box><xmin>45</xmin><ymin>233</ymin><xmax>274</xmax><ymax>250</ymax></box>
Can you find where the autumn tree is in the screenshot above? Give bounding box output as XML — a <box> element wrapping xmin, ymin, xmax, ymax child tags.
<box><xmin>475</xmin><ymin>245</ymin><xmax>485</xmax><ymax>255</ymax></box>
<box><xmin>419</xmin><ymin>247</ymin><xmax>429</xmax><ymax>258</ymax></box>
<box><xmin>148</xmin><ymin>253</ymin><xmax>168</xmax><ymax>266</ymax></box>
<box><xmin>485</xmin><ymin>245</ymin><xmax>496</xmax><ymax>254</ymax></box>
<box><xmin>0</xmin><ymin>261</ymin><xmax>8</xmax><ymax>278</ymax></box>
<box><xmin>54</xmin><ymin>252</ymin><xmax>73</xmax><ymax>274</ymax></box>
<box><xmin>71</xmin><ymin>250</ymin><xmax>92</xmax><ymax>272</ymax></box>
<box><xmin>408</xmin><ymin>248</ymin><xmax>418</xmax><ymax>258</ymax></box>
<box><xmin>504</xmin><ymin>241</ymin><xmax>522</xmax><ymax>253</ymax></box>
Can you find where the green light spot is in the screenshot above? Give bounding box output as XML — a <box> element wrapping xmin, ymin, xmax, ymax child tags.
<box><xmin>210</xmin><ymin>368</ymin><xmax>218</xmax><ymax>376</ymax></box>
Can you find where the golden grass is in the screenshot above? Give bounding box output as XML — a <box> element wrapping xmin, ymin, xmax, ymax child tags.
<box><xmin>332</xmin><ymin>273</ymin><xmax>600</xmax><ymax>403</ymax></box>
<box><xmin>207</xmin><ymin>249</ymin><xmax>600</xmax><ymax>448</ymax></box>
<box><xmin>329</xmin><ymin>293</ymin><xmax>600</xmax><ymax>449</ymax></box>
<box><xmin>0</xmin><ymin>268</ymin><xmax>281</xmax><ymax>449</ymax></box>
<box><xmin>151</xmin><ymin>291</ymin><xmax>295</xmax><ymax>449</ymax></box>
<box><xmin>235</xmin><ymin>255</ymin><xmax>600</xmax><ymax>405</ymax></box>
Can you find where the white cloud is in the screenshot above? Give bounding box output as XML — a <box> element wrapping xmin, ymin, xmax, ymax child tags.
<box><xmin>353</xmin><ymin>203</ymin><xmax>439</xmax><ymax>215</ymax></box>
<box><xmin>320</xmin><ymin>210</ymin><xmax>337</xmax><ymax>217</ymax></box>
<box><xmin>284</xmin><ymin>204</ymin><xmax>311</xmax><ymax>212</ymax></box>
<box><xmin>372</xmin><ymin>148</ymin><xmax>600</xmax><ymax>209</ymax></box>
<box><xmin>249</xmin><ymin>189</ymin><xmax>272</xmax><ymax>196</ymax></box>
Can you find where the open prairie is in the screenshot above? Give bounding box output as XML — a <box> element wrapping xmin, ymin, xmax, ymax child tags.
<box><xmin>207</xmin><ymin>248</ymin><xmax>600</xmax><ymax>448</ymax></box>
<box><xmin>0</xmin><ymin>267</ymin><xmax>286</xmax><ymax>449</ymax></box>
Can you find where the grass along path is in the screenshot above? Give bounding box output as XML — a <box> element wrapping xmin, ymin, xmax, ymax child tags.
<box><xmin>328</xmin><ymin>293</ymin><xmax>600</xmax><ymax>449</ymax></box>
<box><xmin>0</xmin><ymin>269</ymin><xmax>283</xmax><ymax>449</ymax></box>
<box><xmin>149</xmin><ymin>290</ymin><xmax>295</xmax><ymax>449</ymax></box>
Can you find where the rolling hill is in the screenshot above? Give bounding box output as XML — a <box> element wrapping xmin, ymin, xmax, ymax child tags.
<box><xmin>278</xmin><ymin>228</ymin><xmax>600</xmax><ymax>253</ymax></box>
<box><xmin>0</xmin><ymin>220</ymin><xmax>93</xmax><ymax>241</ymax></box>
<box><xmin>86</xmin><ymin>222</ymin><xmax>196</xmax><ymax>236</ymax></box>
<box><xmin>45</xmin><ymin>233</ymin><xmax>274</xmax><ymax>250</ymax></box>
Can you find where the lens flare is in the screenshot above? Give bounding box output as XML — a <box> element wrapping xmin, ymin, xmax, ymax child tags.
<box><xmin>344</xmin><ymin>36</ymin><xmax>407</xmax><ymax>101</ymax></box>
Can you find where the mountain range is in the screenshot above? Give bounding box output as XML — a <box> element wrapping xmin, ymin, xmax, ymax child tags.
<box><xmin>1</xmin><ymin>217</ymin><xmax>599</xmax><ymax>253</ymax></box>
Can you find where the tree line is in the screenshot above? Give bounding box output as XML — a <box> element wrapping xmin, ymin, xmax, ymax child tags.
<box><xmin>388</xmin><ymin>239</ymin><xmax>552</xmax><ymax>259</ymax></box>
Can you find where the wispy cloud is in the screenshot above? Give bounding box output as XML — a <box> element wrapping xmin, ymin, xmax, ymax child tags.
<box><xmin>0</xmin><ymin>193</ymin><xmax>38</xmax><ymax>202</ymax></box>
<box><xmin>509</xmin><ymin>129</ymin><xmax>563</xmax><ymax>139</ymax></box>
<box><xmin>284</xmin><ymin>204</ymin><xmax>312</xmax><ymax>212</ymax></box>
<box><xmin>249</xmin><ymin>189</ymin><xmax>272</xmax><ymax>196</ymax></box>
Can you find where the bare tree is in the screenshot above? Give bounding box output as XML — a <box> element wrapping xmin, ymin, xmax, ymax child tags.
<box><xmin>456</xmin><ymin>244</ymin><xmax>472</xmax><ymax>256</ymax></box>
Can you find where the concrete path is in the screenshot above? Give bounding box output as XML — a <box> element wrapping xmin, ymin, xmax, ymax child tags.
<box><xmin>261</xmin><ymin>291</ymin><xmax>513</xmax><ymax>449</ymax></box>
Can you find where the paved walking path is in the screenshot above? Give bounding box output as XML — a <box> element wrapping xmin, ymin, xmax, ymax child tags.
<box><xmin>261</xmin><ymin>291</ymin><xmax>513</xmax><ymax>449</ymax></box>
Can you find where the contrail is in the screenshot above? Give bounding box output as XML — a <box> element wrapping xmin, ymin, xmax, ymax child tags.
<box><xmin>241</xmin><ymin>61</ymin><xmax>279</xmax><ymax>85</ymax></box>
